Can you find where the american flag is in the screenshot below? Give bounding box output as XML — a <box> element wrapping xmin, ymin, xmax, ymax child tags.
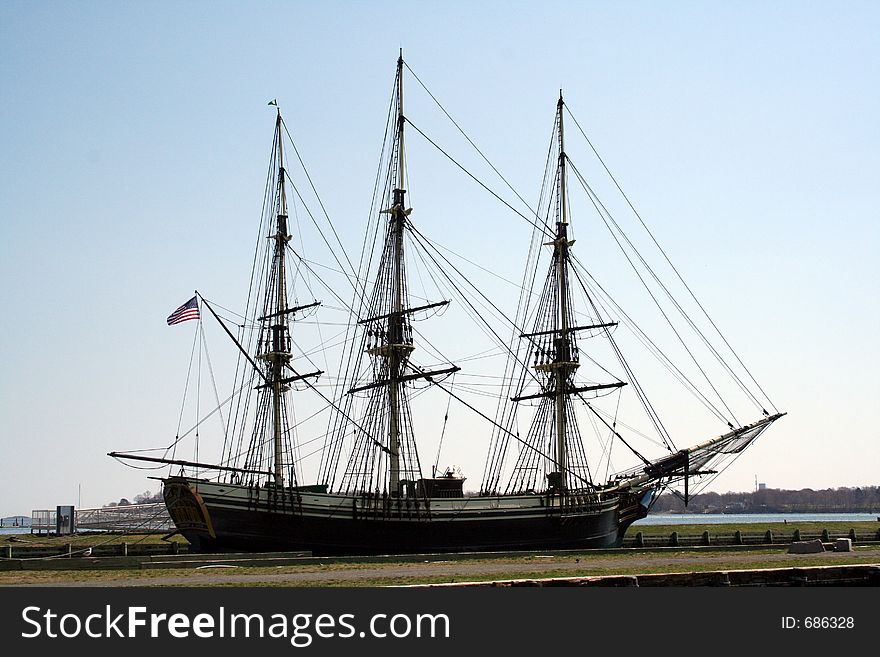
<box><xmin>166</xmin><ymin>296</ymin><xmax>200</xmax><ymax>325</ymax></box>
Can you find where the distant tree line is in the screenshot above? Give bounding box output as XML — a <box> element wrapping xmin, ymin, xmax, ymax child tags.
<box><xmin>103</xmin><ymin>490</ymin><xmax>163</xmax><ymax>507</ymax></box>
<box><xmin>652</xmin><ymin>486</ymin><xmax>880</xmax><ymax>514</ymax></box>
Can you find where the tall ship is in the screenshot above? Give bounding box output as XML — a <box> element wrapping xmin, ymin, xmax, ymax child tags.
<box><xmin>112</xmin><ymin>56</ymin><xmax>784</xmax><ymax>554</ymax></box>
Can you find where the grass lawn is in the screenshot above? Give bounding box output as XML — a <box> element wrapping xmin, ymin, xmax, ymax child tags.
<box><xmin>3</xmin><ymin>532</ymin><xmax>188</xmax><ymax>549</ymax></box>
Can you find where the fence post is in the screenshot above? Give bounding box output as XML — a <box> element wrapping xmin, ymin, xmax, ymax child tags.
<box><xmin>670</xmin><ymin>531</ymin><xmax>679</xmax><ymax>547</ymax></box>
<box><xmin>765</xmin><ymin>530</ymin><xmax>773</xmax><ymax>544</ymax></box>
<box><xmin>5</xmin><ymin>545</ymin><xmax>11</xmax><ymax>559</ymax></box>
<box><xmin>821</xmin><ymin>529</ymin><xmax>830</xmax><ymax>542</ymax></box>
<box><xmin>849</xmin><ymin>528</ymin><xmax>857</xmax><ymax>541</ymax></box>
<box><xmin>635</xmin><ymin>531</ymin><xmax>644</xmax><ymax>548</ymax></box>
<box><xmin>702</xmin><ymin>530</ymin><xmax>710</xmax><ymax>546</ymax></box>
<box><xmin>793</xmin><ymin>529</ymin><xmax>801</xmax><ymax>542</ymax></box>
<box><xmin>734</xmin><ymin>530</ymin><xmax>743</xmax><ymax>545</ymax></box>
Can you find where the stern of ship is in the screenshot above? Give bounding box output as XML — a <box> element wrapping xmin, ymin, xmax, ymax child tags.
<box><xmin>162</xmin><ymin>477</ymin><xmax>218</xmax><ymax>551</ymax></box>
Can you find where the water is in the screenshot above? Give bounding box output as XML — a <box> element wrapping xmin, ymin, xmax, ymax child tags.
<box><xmin>0</xmin><ymin>527</ymin><xmax>31</xmax><ymax>535</ymax></box>
<box><xmin>634</xmin><ymin>512</ymin><xmax>879</xmax><ymax>525</ymax></box>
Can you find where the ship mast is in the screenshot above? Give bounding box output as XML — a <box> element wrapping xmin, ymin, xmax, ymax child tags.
<box><xmin>553</xmin><ymin>92</ymin><xmax>572</xmax><ymax>487</ymax></box>
<box><xmin>330</xmin><ymin>53</ymin><xmax>459</xmax><ymax>498</ymax></box>
<box><xmin>335</xmin><ymin>54</ymin><xmax>459</xmax><ymax>496</ymax></box>
<box><xmin>388</xmin><ymin>52</ymin><xmax>408</xmax><ymax>494</ymax></box>
<box><xmin>265</xmin><ymin>109</ymin><xmax>293</xmax><ymax>486</ymax></box>
<box><xmin>504</xmin><ymin>92</ymin><xmax>626</xmax><ymax>494</ymax></box>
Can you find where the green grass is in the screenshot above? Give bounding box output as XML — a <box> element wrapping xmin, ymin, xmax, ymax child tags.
<box><xmin>3</xmin><ymin>531</ymin><xmax>188</xmax><ymax>549</ymax></box>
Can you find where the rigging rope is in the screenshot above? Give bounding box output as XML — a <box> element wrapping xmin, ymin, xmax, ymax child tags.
<box><xmin>570</xmin><ymin>258</ymin><xmax>732</xmax><ymax>426</ymax></box>
<box><xmin>403</xmin><ymin>59</ymin><xmax>555</xmax><ymax>238</ymax></box>
<box><xmin>281</xmin><ymin>119</ymin><xmax>363</xmax><ymax>294</ymax></box>
<box><xmin>568</xmin><ymin>157</ymin><xmax>762</xmax><ymax>415</ymax></box>
<box><xmin>283</xmin><ymin>168</ymin><xmax>369</xmax><ymax>310</ymax></box>
<box><xmin>414</xmin><ymin>371</ymin><xmax>595</xmax><ymax>490</ymax></box>
<box><xmin>567</xmin><ymin>157</ymin><xmax>740</xmax><ymax>427</ymax></box>
<box><xmin>564</xmin><ymin>104</ymin><xmax>777</xmax><ymax>414</ymax></box>
<box><xmin>405</xmin><ymin>118</ymin><xmax>554</xmax><ymax>240</ymax></box>
<box><xmin>170</xmin><ymin>320</ymin><xmax>200</xmax><ymax>471</ymax></box>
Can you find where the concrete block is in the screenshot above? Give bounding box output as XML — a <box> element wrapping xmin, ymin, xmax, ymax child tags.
<box><xmin>834</xmin><ymin>538</ymin><xmax>852</xmax><ymax>552</ymax></box>
<box><xmin>788</xmin><ymin>539</ymin><xmax>825</xmax><ymax>554</ymax></box>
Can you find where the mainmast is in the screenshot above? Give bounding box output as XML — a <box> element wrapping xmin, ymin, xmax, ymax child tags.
<box><xmin>387</xmin><ymin>53</ymin><xmax>408</xmax><ymax>495</ymax></box>
<box><xmin>338</xmin><ymin>54</ymin><xmax>459</xmax><ymax>497</ymax></box>
<box><xmin>553</xmin><ymin>92</ymin><xmax>572</xmax><ymax>487</ymax></box>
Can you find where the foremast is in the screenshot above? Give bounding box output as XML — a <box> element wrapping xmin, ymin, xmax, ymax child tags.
<box><xmin>502</xmin><ymin>94</ymin><xmax>782</xmax><ymax>500</ymax></box>
<box><xmin>507</xmin><ymin>93</ymin><xmax>625</xmax><ymax>494</ymax></box>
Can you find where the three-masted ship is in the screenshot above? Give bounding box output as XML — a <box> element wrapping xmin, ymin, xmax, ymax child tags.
<box><xmin>112</xmin><ymin>56</ymin><xmax>783</xmax><ymax>554</ymax></box>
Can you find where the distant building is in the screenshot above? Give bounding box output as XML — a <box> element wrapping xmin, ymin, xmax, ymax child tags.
<box><xmin>758</xmin><ymin>483</ymin><xmax>767</xmax><ymax>491</ymax></box>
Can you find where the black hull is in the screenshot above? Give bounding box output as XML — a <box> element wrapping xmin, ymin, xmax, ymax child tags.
<box><xmin>164</xmin><ymin>478</ymin><xmax>649</xmax><ymax>556</ymax></box>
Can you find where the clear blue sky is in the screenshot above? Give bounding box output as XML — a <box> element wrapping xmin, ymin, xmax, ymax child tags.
<box><xmin>1</xmin><ymin>1</ymin><xmax>877</xmax><ymax>517</ymax></box>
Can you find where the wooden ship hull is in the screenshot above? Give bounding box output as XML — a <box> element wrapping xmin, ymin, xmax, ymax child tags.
<box><xmin>163</xmin><ymin>476</ymin><xmax>650</xmax><ymax>554</ymax></box>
